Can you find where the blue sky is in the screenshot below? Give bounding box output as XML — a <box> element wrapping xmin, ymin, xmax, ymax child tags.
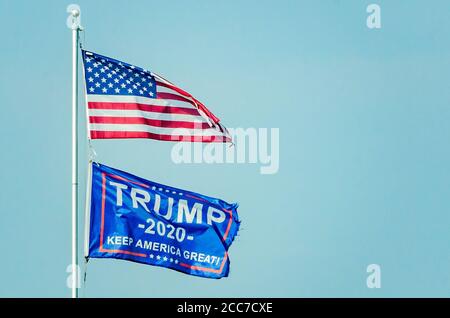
<box><xmin>0</xmin><ymin>0</ymin><xmax>449</xmax><ymax>297</ymax></box>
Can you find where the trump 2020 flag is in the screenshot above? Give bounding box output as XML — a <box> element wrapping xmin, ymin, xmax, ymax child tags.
<box><xmin>81</xmin><ymin>50</ymin><xmax>231</xmax><ymax>142</ymax></box>
<box><xmin>85</xmin><ymin>162</ymin><xmax>240</xmax><ymax>279</ymax></box>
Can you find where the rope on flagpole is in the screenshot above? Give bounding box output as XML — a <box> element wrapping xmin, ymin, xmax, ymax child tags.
<box><xmin>79</xmin><ymin>25</ymin><xmax>85</xmax><ymax>49</ymax></box>
<box><xmin>81</xmin><ymin>257</ymin><xmax>89</xmax><ymax>298</ymax></box>
<box><xmin>88</xmin><ymin>140</ymin><xmax>97</xmax><ymax>161</ymax></box>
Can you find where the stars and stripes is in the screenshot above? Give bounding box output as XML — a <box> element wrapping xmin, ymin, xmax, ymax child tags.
<box><xmin>81</xmin><ymin>50</ymin><xmax>230</xmax><ymax>142</ymax></box>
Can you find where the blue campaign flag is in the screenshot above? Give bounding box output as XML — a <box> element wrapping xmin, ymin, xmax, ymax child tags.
<box><xmin>86</xmin><ymin>162</ymin><xmax>240</xmax><ymax>279</ymax></box>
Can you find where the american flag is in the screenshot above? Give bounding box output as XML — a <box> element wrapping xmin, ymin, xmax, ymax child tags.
<box><xmin>81</xmin><ymin>50</ymin><xmax>231</xmax><ymax>142</ymax></box>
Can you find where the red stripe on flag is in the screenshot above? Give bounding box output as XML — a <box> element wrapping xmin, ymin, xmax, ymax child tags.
<box><xmin>89</xmin><ymin>116</ymin><xmax>211</xmax><ymax>129</ymax></box>
<box><xmin>156</xmin><ymin>80</ymin><xmax>192</xmax><ymax>98</ymax></box>
<box><xmin>156</xmin><ymin>92</ymin><xmax>196</xmax><ymax>105</ymax></box>
<box><xmin>90</xmin><ymin>131</ymin><xmax>231</xmax><ymax>142</ymax></box>
<box><xmin>87</xmin><ymin>102</ymin><xmax>200</xmax><ymax>116</ymax></box>
<box><xmin>156</xmin><ymin>80</ymin><xmax>220</xmax><ymax>125</ymax></box>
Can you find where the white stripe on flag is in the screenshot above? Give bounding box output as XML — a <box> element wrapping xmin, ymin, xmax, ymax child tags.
<box><xmin>88</xmin><ymin>109</ymin><xmax>206</xmax><ymax>122</ymax></box>
<box><xmin>89</xmin><ymin>123</ymin><xmax>224</xmax><ymax>136</ymax></box>
<box><xmin>86</xmin><ymin>94</ymin><xmax>197</xmax><ymax>109</ymax></box>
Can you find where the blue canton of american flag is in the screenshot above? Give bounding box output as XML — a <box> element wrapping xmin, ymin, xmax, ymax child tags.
<box><xmin>81</xmin><ymin>50</ymin><xmax>230</xmax><ymax>142</ymax></box>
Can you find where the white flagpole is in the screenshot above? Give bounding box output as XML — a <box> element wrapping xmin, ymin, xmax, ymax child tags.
<box><xmin>72</xmin><ymin>22</ymin><xmax>79</xmax><ymax>299</ymax></box>
<box><xmin>67</xmin><ymin>4</ymin><xmax>82</xmax><ymax>299</ymax></box>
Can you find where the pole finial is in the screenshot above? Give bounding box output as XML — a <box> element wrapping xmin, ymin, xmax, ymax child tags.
<box><xmin>66</xmin><ymin>4</ymin><xmax>82</xmax><ymax>30</ymax></box>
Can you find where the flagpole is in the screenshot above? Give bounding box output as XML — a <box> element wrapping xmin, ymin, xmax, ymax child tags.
<box><xmin>67</xmin><ymin>5</ymin><xmax>81</xmax><ymax>299</ymax></box>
